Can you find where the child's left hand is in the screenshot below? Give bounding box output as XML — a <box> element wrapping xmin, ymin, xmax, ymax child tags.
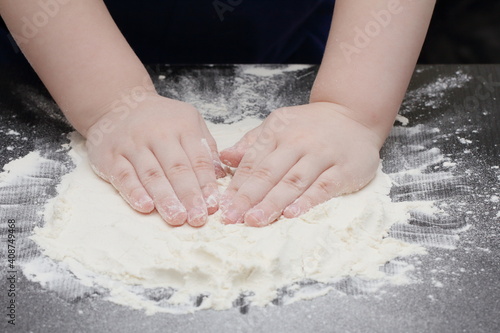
<box><xmin>219</xmin><ymin>102</ymin><xmax>383</xmax><ymax>227</ymax></box>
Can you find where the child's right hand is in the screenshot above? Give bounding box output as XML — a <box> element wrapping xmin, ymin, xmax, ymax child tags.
<box><xmin>1</xmin><ymin>0</ymin><xmax>227</xmax><ymax>228</ymax></box>
<box><xmin>85</xmin><ymin>94</ymin><xmax>225</xmax><ymax>227</ymax></box>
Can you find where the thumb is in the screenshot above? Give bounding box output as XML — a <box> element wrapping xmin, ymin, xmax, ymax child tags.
<box><xmin>220</xmin><ymin>125</ymin><xmax>261</xmax><ymax>167</ymax></box>
<box><xmin>200</xmin><ymin>121</ymin><xmax>227</xmax><ymax>179</ymax></box>
<box><xmin>200</xmin><ymin>137</ymin><xmax>226</xmax><ymax>179</ymax></box>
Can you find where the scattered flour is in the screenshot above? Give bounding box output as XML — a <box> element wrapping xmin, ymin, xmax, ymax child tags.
<box><xmin>395</xmin><ymin>114</ymin><xmax>409</xmax><ymax>126</ymax></box>
<box><xmin>400</xmin><ymin>70</ymin><xmax>472</xmax><ymax>113</ymax></box>
<box><xmin>458</xmin><ymin>137</ymin><xmax>473</xmax><ymax>145</ymax></box>
<box><xmin>443</xmin><ymin>161</ymin><xmax>457</xmax><ymax>168</ymax></box>
<box><xmin>0</xmin><ymin>65</ymin><xmax>489</xmax><ymax>319</ymax></box>
<box><xmin>28</xmin><ymin>118</ymin><xmax>431</xmax><ymax>314</ymax></box>
<box><xmin>0</xmin><ymin>151</ymin><xmax>46</xmax><ymax>182</ymax></box>
<box><xmin>6</xmin><ymin>129</ymin><xmax>20</xmax><ymax>136</ymax></box>
<box><xmin>241</xmin><ymin>65</ymin><xmax>312</xmax><ymax>77</ymax></box>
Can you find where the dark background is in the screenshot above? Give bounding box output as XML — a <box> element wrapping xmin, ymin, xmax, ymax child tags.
<box><xmin>419</xmin><ymin>0</ymin><xmax>500</xmax><ymax>64</ymax></box>
<box><xmin>1</xmin><ymin>0</ymin><xmax>499</xmax><ymax>65</ymax></box>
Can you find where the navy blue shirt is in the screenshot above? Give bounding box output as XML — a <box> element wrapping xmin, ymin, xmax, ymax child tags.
<box><xmin>0</xmin><ymin>0</ymin><xmax>335</xmax><ymax>65</ymax></box>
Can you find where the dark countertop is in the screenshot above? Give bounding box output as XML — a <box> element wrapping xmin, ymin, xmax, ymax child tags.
<box><xmin>0</xmin><ymin>64</ymin><xmax>499</xmax><ymax>333</ymax></box>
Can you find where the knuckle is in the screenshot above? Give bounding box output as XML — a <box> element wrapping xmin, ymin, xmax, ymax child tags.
<box><xmin>315</xmin><ymin>178</ymin><xmax>335</xmax><ymax>197</ymax></box>
<box><xmin>113</xmin><ymin>168</ymin><xmax>134</xmax><ymax>186</ymax></box>
<box><xmin>234</xmin><ymin>192</ymin><xmax>254</xmax><ymax>207</ymax></box>
<box><xmin>167</xmin><ymin>162</ymin><xmax>191</xmax><ymax>176</ymax></box>
<box><xmin>282</xmin><ymin>173</ymin><xmax>307</xmax><ymax>192</ymax></box>
<box><xmin>236</xmin><ymin>164</ymin><xmax>254</xmax><ymax>177</ymax></box>
<box><xmin>255</xmin><ymin>128</ymin><xmax>276</xmax><ymax>146</ymax></box>
<box><xmin>141</xmin><ymin>168</ymin><xmax>165</xmax><ymax>185</ymax></box>
<box><xmin>251</xmin><ymin>167</ymin><xmax>274</xmax><ymax>184</ymax></box>
<box><xmin>191</xmin><ymin>156</ymin><xmax>213</xmax><ymax>172</ymax></box>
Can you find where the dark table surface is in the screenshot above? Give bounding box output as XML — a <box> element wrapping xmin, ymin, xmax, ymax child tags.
<box><xmin>0</xmin><ymin>64</ymin><xmax>499</xmax><ymax>333</ymax></box>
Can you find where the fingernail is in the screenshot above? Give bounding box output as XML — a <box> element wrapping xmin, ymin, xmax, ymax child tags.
<box><xmin>213</xmin><ymin>159</ymin><xmax>222</xmax><ymax>169</ymax></box>
<box><xmin>222</xmin><ymin>209</ymin><xmax>243</xmax><ymax>224</ymax></box>
<box><xmin>269</xmin><ymin>211</ymin><xmax>281</xmax><ymax>223</ymax></box>
<box><xmin>245</xmin><ymin>209</ymin><xmax>266</xmax><ymax>226</ymax></box>
<box><xmin>210</xmin><ymin>150</ymin><xmax>225</xmax><ymax>174</ymax></box>
<box><xmin>205</xmin><ymin>193</ymin><xmax>218</xmax><ymax>209</ymax></box>
<box><xmin>135</xmin><ymin>195</ymin><xmax>154</xmax><ymax>211</ymax></box>
<box><xmin>213</xmin><ymin>160</ymin><xmax>226</xmax><ymax>177</ymax></box>
<box><xmin>157</xmin><ymin>201</ymin><xmax>187</xmax><ymax>225</ymax></box>
<box><xmin>219</xmin><ymin>194</ymin><xmax>231</xmax><ymax>212</ymax></box>
<box><xmin>284</xmin><ymin>203</ymin><xmax>301</xmax><ymax>218</ymax></box>
<box><xmin>159</xmin><ymin>209</ymin><xmax>187</xmax><ymax>226</ymax></box>
<box><xmin>120</xmin><ymin>192</ymin><xmax>153</xmax><ymax>213</ymax></box>
<box><xmin>203</xmin><ymin>186</ymin><xmax>220</xmax><ymax>209</ymax></box>
<box><xmin>221</xmin><ymin>159</ymin><xmax>233</xmax><ymax>167</ymax></box>
<box><xmin>188</xmin><ymin>207</ymin><xmax>207</xmax><ymax>227</ymax></box>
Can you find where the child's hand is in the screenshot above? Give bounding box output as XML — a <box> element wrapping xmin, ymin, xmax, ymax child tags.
<box><xmin>219</xmin><ymin>102</ymin><xmax>382</xmax><ymax>227</ymax></box>
<box><xmin>86</xmin><ymin>94</ymin><xmax>225</xmax><ymax>227</ymax></box>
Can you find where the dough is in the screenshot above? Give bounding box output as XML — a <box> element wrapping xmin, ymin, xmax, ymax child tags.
<box><xmin>32</xmin><ymin>118</ymin><xmax>427</xmax><ymax>313</ymax></box>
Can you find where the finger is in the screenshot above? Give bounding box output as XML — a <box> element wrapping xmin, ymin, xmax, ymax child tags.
<box><xmin>200</xmin><ymin>121</ymin><xmax>226</xmax><ymax>178</ymax></box>
<box><xmin>244</xmin><ymin>156</ymin><xmax>331</xmax><ymax>227</ymax></box>
<box><xmin>151</xmin><ymin>142</ymin><xmax>208</xmax><ymax>227</ymax></box>
<box><xmin>282</xmin><ymin>166</ymin><xmax>349</xmax><ymax>219</ymax></box>
<box><xmin>219</xmin><ymin>125</ymin><xmax>262</xmax><ymax>167</ymax></box>
<box><xmin>181</xmin><ymin>134</ymin><xmax>220</xmax><ymax>215</ymax></box>
<box><xmin>126</xmin><ymin>150</ymin><xmax>187</xmax><ymax>226</ymax></box>
<box><xmin>221</xmin><ymin>148</ymin><xmax>300</xmax><ymax>224</ymax></box>
<box><xmin>219</xmin><ymin>138</ymin><xmax>276</xmax><ymax>212</ymax></box>
<box><xmin>100</xmin><ymin>155</ymin><xmax>155</xmax><ymax>214</ymax></box>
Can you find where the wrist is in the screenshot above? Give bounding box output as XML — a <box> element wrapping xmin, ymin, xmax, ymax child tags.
<box><xmin>309</xmin><ymin>89</ymin><xmax>398</xmax><ymax>145</ymax></box>
<box><xmin>307</xmin><ymin>100</ymin><xmax>388</xmax><ymax>149</ymax></box>
<box><xmin>68</xmin><ymin>78</ymin><xmax>159</xmax><ymax>136</ymax></box>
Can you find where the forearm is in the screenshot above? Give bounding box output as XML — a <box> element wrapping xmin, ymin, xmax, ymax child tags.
<box><xmin>311</xmin><ymin>0</ymin><xmax>435</xmax><ymax>144</ymax></box>
<box><xmin>0</xmin><ymin>0</ymin><xmax>155</xmax><ymax>135</ymax></box>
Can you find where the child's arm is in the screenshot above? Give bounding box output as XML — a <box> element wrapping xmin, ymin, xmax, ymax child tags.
<box><xmin>311</xmin><ymin>0</ymin><xmax>435</xmax><ymax>140</ymax></box>
<box><xmin>220</xmin><ymin>0</ymin><xmax>436</xmax><ymax>226</ymax></box>
<box><xmin>0</xmin><ymin>0</ymin><xmax>224</xmax><ymax>227</ymax></box>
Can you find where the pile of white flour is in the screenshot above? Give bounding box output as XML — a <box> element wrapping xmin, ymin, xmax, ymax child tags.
<box><xmin>29</xmin><ymin>118</ymin><xmax>432</xmax><ymax>314</ymax></box>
